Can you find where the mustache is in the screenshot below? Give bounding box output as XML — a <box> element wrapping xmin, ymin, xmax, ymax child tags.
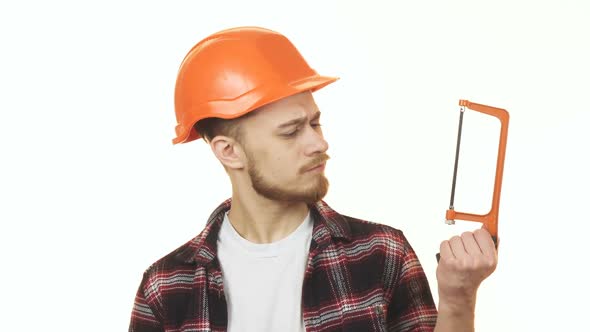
<box><xmin>300</xmin><ymin>154</ymin><xmax>331</xmax><ymax>173</ymax></box>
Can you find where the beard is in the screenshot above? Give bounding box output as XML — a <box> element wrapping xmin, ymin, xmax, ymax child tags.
<box><xmin>247</xmin><ymin>154</ymin><xmax>330</xmax><ymax>204</ymax></box>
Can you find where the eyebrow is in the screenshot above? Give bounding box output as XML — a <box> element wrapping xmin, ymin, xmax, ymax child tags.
<box><xmin>278</xmin><ymin>111</ymin><xmax>321</xmax><ymax>128</ymax></box>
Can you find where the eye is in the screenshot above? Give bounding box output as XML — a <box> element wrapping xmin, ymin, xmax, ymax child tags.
<box><xmin>283</xmin><ymin>123</ymin><xmax>322</xmax><ymax>138</ymax></box>
<box><xmin>284</xmin><ymin>128</ymin><xmax>300</xmax><ymax>137</ymax></box>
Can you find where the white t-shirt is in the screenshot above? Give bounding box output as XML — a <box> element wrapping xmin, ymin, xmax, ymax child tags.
<box><xmin>217</xmin><ymin>211</ymin><xmax>314</xmax><ymax>332</ymax></box>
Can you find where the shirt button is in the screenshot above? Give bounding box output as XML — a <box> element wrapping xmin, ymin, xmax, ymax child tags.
<box><xmin>375</xmin><ymin>305</ymin><xmax>383</xmax><ymax>315</ymax></box>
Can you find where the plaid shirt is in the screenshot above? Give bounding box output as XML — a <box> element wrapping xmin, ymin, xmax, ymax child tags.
<box><xmin>129</xmin><ymin>199</ymin><xmax>437</xmax><ymax>331</ymax></box>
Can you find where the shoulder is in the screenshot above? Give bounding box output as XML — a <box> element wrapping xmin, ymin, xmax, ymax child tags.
<box><xmin>138</xmin><ymin>235</ymin><xmax>204</xmax><ymax>296</ymax></box>
<box><xmin>339</xmin><ymin>214</ymin><xmax>412</xmax><ymax>256</ymax></box>
<box><xmin>132</xmin><ymin>230</ymin><xmax>222</xmax><ymax>326</ymax></box>
<box><xmin>315</xmin><ymin>201</ymin><xmax>408</xmax><ymax>253</ymax></box>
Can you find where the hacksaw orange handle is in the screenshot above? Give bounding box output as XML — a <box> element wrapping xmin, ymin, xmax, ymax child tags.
<box><xmin>447</xmin><ymin>100</ymin><xmax>509</xmax><ymax>240</ymax></box>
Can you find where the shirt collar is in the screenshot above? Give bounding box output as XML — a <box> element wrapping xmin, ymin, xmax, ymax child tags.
<box><xmin>174</xmin><ymin>198</ymin><xmax>352</xmax><ymax>265</ymax></box>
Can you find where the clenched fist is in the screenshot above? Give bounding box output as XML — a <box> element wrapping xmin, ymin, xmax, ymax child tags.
<box><xmin>436</xmin><ymin>228</ymin><xmax>498</xmax><ymax>310</ymax></box>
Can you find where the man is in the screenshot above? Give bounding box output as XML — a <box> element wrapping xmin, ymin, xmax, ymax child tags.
<box><xmin>129</xmin><ymin>26</ymin><xmax>497</xmax><ymax>332</ymax></box>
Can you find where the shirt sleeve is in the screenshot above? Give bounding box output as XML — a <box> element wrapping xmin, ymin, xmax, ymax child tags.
<box><xmin>129</xmin><ymin>272</ymin><xmax>165</xmax><ymax>332</ymax></box>
<box><xmin>386</xmin><ymin>234</ymin><xmax>438</xmax><ymax>331</ymax></box>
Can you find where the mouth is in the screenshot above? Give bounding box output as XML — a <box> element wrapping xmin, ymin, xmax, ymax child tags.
<box><xmin>305</xmin><ymin>162</ymin><xmax>326</xmax><ymax>172</ymax></box>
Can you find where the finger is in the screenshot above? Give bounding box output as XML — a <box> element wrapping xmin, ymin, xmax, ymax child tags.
<box><xmin>461</xmin><ymin>231</ymin><xmax>483</xmax><ymax>256</ymax></box>
<box><xmin>481</xmin><ymin>224</ymin><xmax>499</xmax><ymax>247</ymax></box>
<box><xmin>474</xmin><ymin>228</ymin><xmax>497</xmax><ymax>258</ymax></box>
<box><xmin>439</xmin><ymin>240</ymin><xmax>454</xmax><ymax>260</ymax></box>
<box><xmin>449</xmin><ymin>235</ymin><xmax>467</xmax><ymax>259</ymax></box>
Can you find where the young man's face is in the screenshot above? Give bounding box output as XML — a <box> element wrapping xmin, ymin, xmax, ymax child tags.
<box><xmin>239</xmin><ymin>91</ymin><xmax>330</xmax><ymax>204</ymax></box>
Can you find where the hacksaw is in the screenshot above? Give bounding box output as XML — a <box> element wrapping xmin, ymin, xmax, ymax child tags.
<box><xmin>437</xmin><ymin>99</ymin><xmax>509</xmax><ymax>261</ymax></box>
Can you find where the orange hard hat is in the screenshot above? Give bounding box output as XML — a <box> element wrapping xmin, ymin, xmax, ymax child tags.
<box><xmin>172</xmin><ymin>26</ymin><xmax>339</xmax><ymax>144</ymax></box>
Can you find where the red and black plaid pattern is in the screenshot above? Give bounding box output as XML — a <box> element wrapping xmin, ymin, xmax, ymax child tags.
<box><xmin>129</xmin><ymin>199</ymin><xmax>437</xmax><ymax>331</ymax></box>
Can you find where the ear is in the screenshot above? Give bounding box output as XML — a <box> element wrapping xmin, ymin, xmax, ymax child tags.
<box><xmin>209</xmin><ymin>136</ymin><xmax>246</xmax><ymax>170</ymax></box>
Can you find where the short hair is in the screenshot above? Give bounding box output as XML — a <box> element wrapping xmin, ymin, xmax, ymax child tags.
<box><xmin>194</xmin><ymin>117</ymin><xmax>242</xmax><ymax>144</ymax></box>
<box><xmin>194</xmin><ymin>109</ymin><xmax>259</xmax><ymax>144</ymax></box>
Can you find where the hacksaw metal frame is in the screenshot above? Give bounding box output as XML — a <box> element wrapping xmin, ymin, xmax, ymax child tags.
<box><xmin>445</xmin><ymin>99</ymin><xmax>510</xmax><ymax>245</ymax></box>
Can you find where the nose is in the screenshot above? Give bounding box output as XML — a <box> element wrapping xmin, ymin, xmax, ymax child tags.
<box><xmin>304</xmin><ymin>127</ymin><xmax>329</xmax><ymax>156</ymax></box>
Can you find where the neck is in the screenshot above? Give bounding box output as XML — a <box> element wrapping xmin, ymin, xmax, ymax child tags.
<box><xmin>228</xmin><ymin>189</ymin><xmax>311</xmax><ymax>244</ymax></box>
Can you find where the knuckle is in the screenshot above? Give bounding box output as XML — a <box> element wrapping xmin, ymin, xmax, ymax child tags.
<box><xmin>461</xmin><ymin>231</ymin><xmax>473</xmax><ymax>238</ymax></box>
<box><xmin>485</xmin><ymin>257</ymin><xmax>498</xmax><ymax>270</ymax></box>
<box><xmin>473</xmin><ymin>256</ymin><xmax>496</xmax><ymax>271</ymax></box>
<box><xmin>474</xmin><ymin>228</ymin><xmax>489</xmax><ymax>237</ymax></box>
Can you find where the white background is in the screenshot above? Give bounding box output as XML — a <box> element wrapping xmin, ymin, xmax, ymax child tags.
<box><xmin>1</xmin><ymin>1</ymin><xmax>589</xmax><ymax>331</ymax></box>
